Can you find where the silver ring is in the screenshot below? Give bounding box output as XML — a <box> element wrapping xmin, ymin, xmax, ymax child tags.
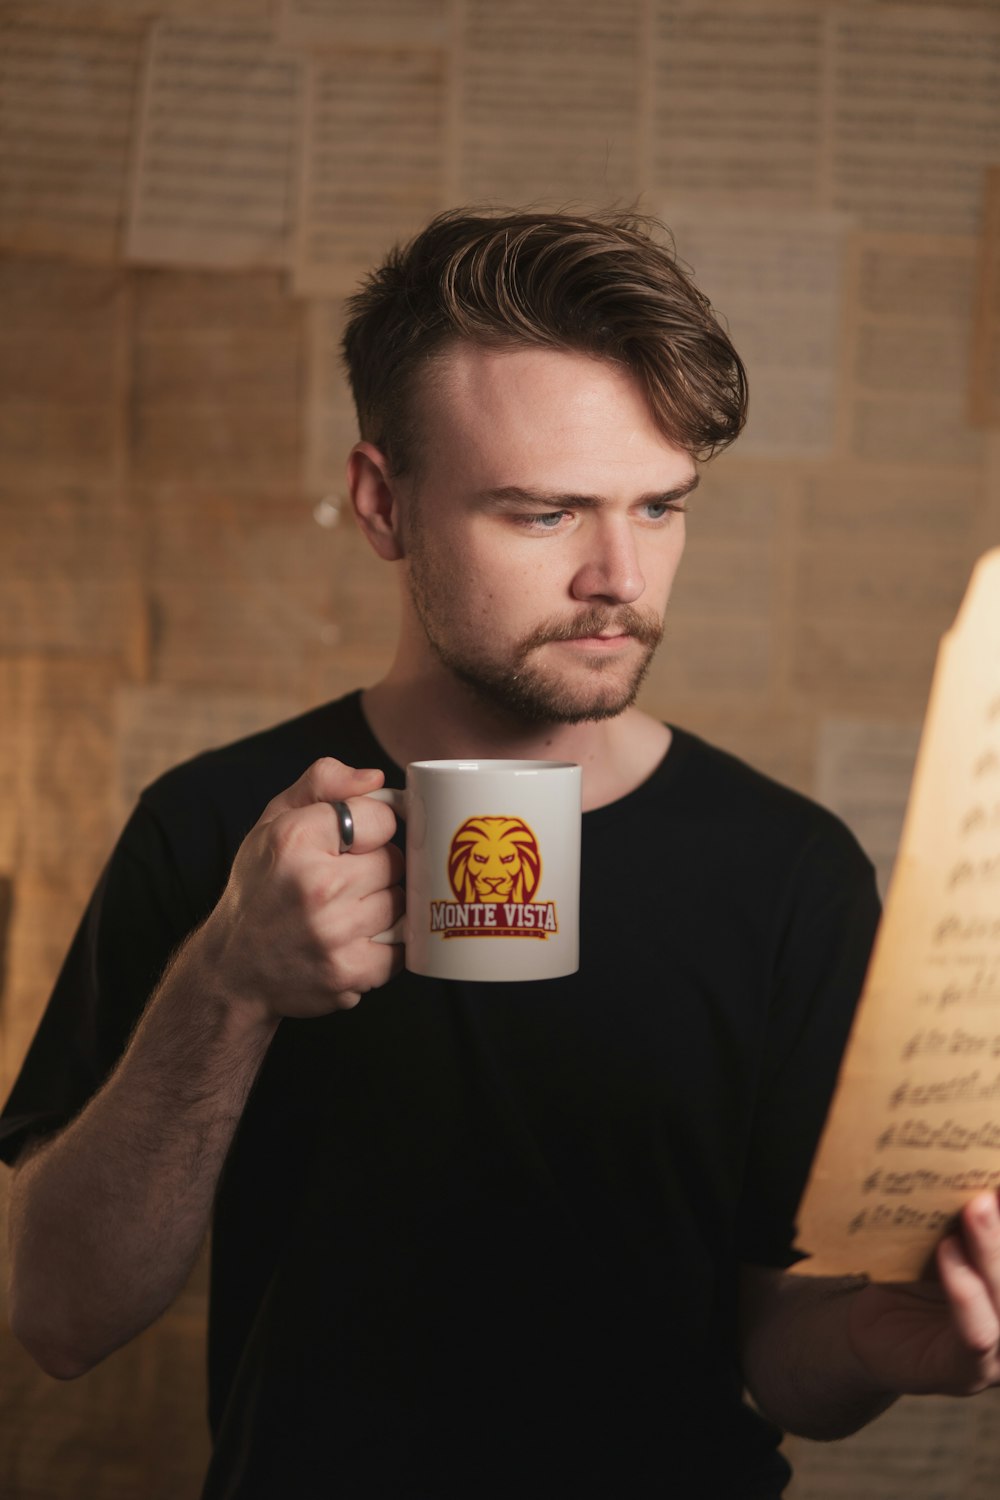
<box><xmin>332</xmin><ymin>800</ymin><xmax>354</xmax><ymax>852</ymax></box>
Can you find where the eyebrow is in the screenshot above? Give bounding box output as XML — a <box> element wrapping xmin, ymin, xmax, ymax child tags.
<box><xmin>475</xmin><ymin>473</ymin><xmax>701</xmax><ymax>511</ymax></box>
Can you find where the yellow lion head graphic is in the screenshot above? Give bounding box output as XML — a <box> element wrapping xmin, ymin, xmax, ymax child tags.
<box><xmin>448</xmin><ymin>816</ymin><xmax>542</xmax><ymax>904</ymax></box>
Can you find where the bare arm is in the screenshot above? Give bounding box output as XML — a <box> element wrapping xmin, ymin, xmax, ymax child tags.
<box><xmin>739</xmin><ymin>1192</ymin><xmax>1000</xmax><ymax>1440</ymax></box>
<box><xmin>7</xmin><ymin>759</ymin><xmax>404</xmax><ymax>1379</ymax></box>
<box><xmin>738</xmin><ymin>1266</ymin><xmax>896</xmax><ymax>1440</ymax></box>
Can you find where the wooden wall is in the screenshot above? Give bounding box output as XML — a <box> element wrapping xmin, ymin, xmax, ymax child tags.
<box><xmin>2</xmin><ymin>1</ymin><xmax>1000</xmax><ymax>1494</ymax></box>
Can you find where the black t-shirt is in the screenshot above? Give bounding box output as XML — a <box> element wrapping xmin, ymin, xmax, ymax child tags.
<box><xmin>0</xmin><ymin>693</ymin><xmax>880</xmax><ymax>1498</ymax></box>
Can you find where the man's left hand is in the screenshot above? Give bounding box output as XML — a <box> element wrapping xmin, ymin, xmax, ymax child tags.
<box><xmin>848</xmin><ymin>1191</ymin><xmax>1000</xmax><ymax>1396</ymax></box>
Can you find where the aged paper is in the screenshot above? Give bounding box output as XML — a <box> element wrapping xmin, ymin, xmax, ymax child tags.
<box><xmin>304</xmin><ymin>299</ymin><xmax>359</xmax><ymax>497</ymax></box>
<box><xmin>790</xmin><ymin>461</ymin><xmax>984</xmax><ymax>719</ymax></box>
<box><xmin>828</xmin><ymin>5</ymin><xmax>1000</xmax><ymax>237</ymax></box>
<box><xmin>1</xmin><ymin>877</ymin><xmax>92</xmax><ymax>1099</ymax></box>
<box><xmin>798</xmin><ymin>466</ymin><xmax>985</xmax><ymax>554</ymax></box>
<box><xmin>841</xmin><ymin>232</ymin><xmax>981</xmax><ymax>466</ymax></box>
<box><xmin>275</xmin><ymin>0</ymin><xmax>448</xmax><ymax>47</ymax></box>
<box><xmin>0</xmin><ymin>659</ymin><xmax>22</xmax><ymax>871</ymax></box>
<box><xmin>0</xmin><ymin>1287</ymin><xmax>147</xmax><ymax>1500</ymax></box>
<box><xmin>785</xmin><ymin>1388</ymin><xmax>1000</xmax><ymax>1500</ymax></box>
<box><xmin>458</xmin><ymin>0</ymin><xmax>640</xmax><ymax>207</ymax></box>
<box><xmin>642</xmin><ymin>608</ymin><xmax>772</xmax><ymax>703</ymax></box>
<box><xmin>293</xmin><ymin>46</ymin><xmax>447</xmax><ymax>296</ymax></box>
<box><xmin>0</xmin><ymin>257</ymin><xmax>128</xmax><ymax>486</ymax></box>
<box><xmin>0</xmin><ymin>6</ymin><xmax>142</xmax><ymax>262</ymax></box>
<box><xmin>143</xmin><ymin>493</ymin><xmax>335</xmax><ymax>691</ymax></box>
<box><xmin>970</xmin><ymin>168</ymin><xmax>1000</xmax><ymax>430</ymax></box>
<box><xmin>0</xmin><ymin>875</ymin><xmax>11</xmax><ymax>1002</ymax></box>
<box><xmin>132</xmin><ymin>270</ymin><xmax>302</xmax><ymax>487</ymax></box>
<box><xmin>125</xmin><ymin>18</ymin><xmax>301</xmax><ymax>270</ymax></box>
<box><xmin>651</xmin><ymin>2</ymin><xmax>824</xmax><ymax>207</ymax></box>
<box><xmin>816</xmin><ymin>720</ymin><xmax>922</xmax><ymax>900</ymax></box>
<box><xmin>16</xmin><ymin>656</ymin><xmax>119</xmax><ymax>893</ymax></box>
<box><xmin>0</xmin><ymin>486</ymin><xmax>143</xmax><ymax>664</ymax></box>
<box><xmin>663</xmin><ymin>209</ymin><xmax>847</xmax><ymax>457</ymax></box>
<box><xmin>795</xmin><ymin>549</ymin><xmax>1000</xmax><ymax>1279</ymax></box>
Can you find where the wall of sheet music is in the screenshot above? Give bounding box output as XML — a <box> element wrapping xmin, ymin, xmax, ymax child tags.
<box><xmin>2</xmin><ymin>1</ymin><xmax>1000</xmax><ymax>1494</ymax></box>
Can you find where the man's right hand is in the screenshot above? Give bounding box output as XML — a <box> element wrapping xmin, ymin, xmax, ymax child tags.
<box><xmin>196</xmin><ymin>758</ymin><xmax>405</xmax><ymax>1023</ymax></box>
<box><xmin>8</xmin><ymin>756</ymin><xmax>405</xmax><ymax>1380</ymax></box>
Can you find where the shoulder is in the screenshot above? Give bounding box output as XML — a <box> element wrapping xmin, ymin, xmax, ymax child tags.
<box><xmin>652</xmin><ymin>727</ymin><xmax>877</xmax><ymax>907</ymax></box>
<box><xmin>140</xmin><ymin>690</ymin><xmax>371</xmax><ymax>821</ymax></box>
<box><xmin>672</xmin><ymin>726</ymin><xmax>866</xmax><ymax>841</ymax></box>
<box><xmin>129</xmin><ymin>691</ymin><xmax>376</xmax><ymax>908</ymax></box>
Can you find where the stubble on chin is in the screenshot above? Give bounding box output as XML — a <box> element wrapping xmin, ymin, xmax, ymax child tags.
<box><xmin>405</xmin><ymin>528</ymin><xmax>665</xmax><ymax>724</ymax></box>
<box><xmin>446</xmin><ymin>624</ymin><xmax>664</xmax><ymax>726</ymax></box>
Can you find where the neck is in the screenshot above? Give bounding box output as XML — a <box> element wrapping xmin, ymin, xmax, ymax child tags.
<box><xmin>361</xmin><ymin>654</ymin><xmax>671</xmax><ymax>812</ymax></box>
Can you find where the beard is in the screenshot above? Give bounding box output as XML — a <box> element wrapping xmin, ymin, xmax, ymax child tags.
<box><xmin>406</xmin><ymin>535</ymin><xmax>665</xmax><ymax>726</ymax></box>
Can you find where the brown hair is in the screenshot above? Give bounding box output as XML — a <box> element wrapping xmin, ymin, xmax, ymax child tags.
<box><xmin>341</xmin><ymin>207</ymin><xmax>747</xmax><ymax>475</ymax></box>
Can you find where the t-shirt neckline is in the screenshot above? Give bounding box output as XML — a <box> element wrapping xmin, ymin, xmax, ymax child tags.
<box><xmin>341</xmin><ymin>690</ymin><xmax>693</xmax><ymax>825</ymax></box>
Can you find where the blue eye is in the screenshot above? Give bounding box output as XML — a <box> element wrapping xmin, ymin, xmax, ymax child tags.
<box><xmin>517</xmin><ymin>511</ymin><xmax>567</xmax><ymax>531</ymax></box>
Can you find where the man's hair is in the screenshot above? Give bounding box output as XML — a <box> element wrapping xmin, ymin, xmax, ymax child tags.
<box><xmin>341</xmin><ymin>207</ymin><xmax>748</xmax><ymax>475</ymax></box>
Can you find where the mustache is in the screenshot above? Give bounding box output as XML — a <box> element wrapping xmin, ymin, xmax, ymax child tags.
<box><xmin>518</xmin><ymin>605</ymin><xmax>664</xmax><ymax>654</ymax></box>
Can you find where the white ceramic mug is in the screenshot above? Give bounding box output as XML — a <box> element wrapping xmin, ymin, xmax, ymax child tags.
<box><xmin>370</xmin><ymin>759</ymin><xmax>581</xmax><ymax>982</ymax></box>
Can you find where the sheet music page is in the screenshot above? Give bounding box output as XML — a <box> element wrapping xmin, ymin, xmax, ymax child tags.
<box><xmin>785</xmin><ymin>1388</ymin><xmax>1000</xmax><ymax>1499</ymax></box>
<box><xmin>16</xmin><ymin>657</ymin><xmax>118</xmax><ymax>895</ymax></box>
<box><xmin>0</xmin><ymin>660</ymin><xmax>18</xmax><ymax>871</ymax></box>
<box><xmin>790</xmin><ymin>461</ymin><xmax>985</xmax><ymax>716</ymax></box>
<box><xmin>842</xmin><ymin>231</ymin><xmax>982</xmax><ymax>466</ymax></box>
<box><xmin>125</xmin><ymin>18</ymin><xmax>301</xmax><ymax>270</ymax></box>
<box><xmin>30</xmin><ymin>0</ymin><xmax>270</xmax><ymax>11</ymax></box>
<box><xmin>0</xmin><ymin>260</ymin><xmax>129</xmax><ymax>486</ymax></box>
<box><xmin>970</xmin><ymin>168</ymin><xmax>1000</xmax><ymax>430</ymax></box>
<box><xmin>143</xmin><ymin>493</ymin><xmax>337</xmax><ymax>694</ymax></box>
<box><xmin>817</xmin><ymin>720</ymin><xmax>922</xmax><ymax>899</ymax></box>
<box><xmin>651</xmin><ymin>1</ymin><xmax>824</xmax><ymax>207</ymax></box>
<box><xmin>293</xmin><ymin>46</ymin><xmax>447</xmax><ymax>295</ymax></box>
<box><xmin>663</xmin><ymin>209</ymin><xmax>847</xmax><ymax>457</ymax></box>
<box><xmin>131</xmin><ymin>269</ymin><xmax>302</xmax><ymax>488</ymax></box>
<box><xmin>828</xmin><ymin>5</ymin><xmax>1000</xmax><ymax>236</ymax></box>
<box><xmin>275</xmin><ymin>0</ymin><xmax>448</xmax><ymax>46</ymax></box>
<box><xmin>794</xmin><ymin>548</ymin><xmax>1000</xmax><ymax>1279</ymax></box>
<box><xmin>458</xmin><ymin>0</ymin><xmax>640</xmax><ymax>206</ymax></box>
<box><xmin>304</xmin><ymin>299</ymin><xmax>359</xmax><ymax>496</ymax></box>
<box><xmin>0</xmin><ymin>486</ymin><xmax>141</xmax><ymax>662</ymax></box>
<box><xmin>0</xmin><ymin>5</ymin><xmax>142</xmax><ymax>261</ymax></box>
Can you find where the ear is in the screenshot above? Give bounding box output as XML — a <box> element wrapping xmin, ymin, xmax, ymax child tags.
<box><xmin>347</xmin><ymin>442</ymin><xmax>406</xmax><ymax>561</ymax></box>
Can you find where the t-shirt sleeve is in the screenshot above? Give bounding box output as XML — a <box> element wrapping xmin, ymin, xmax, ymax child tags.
<box><xmin>0</xmin><ymin>799</ymin><xmax>200</xmax><ymax>1166</ymax></box>
<box><xmin>734</xmin><ymin>823</ymin><xmax>882</xmax><ymax>1267</ymax></box>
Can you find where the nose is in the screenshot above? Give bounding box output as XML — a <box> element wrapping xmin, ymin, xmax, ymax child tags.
<box><xmin>569</xmin><ymin>516</ymin><xmax>645</xmax><ymax>605</ymax></box>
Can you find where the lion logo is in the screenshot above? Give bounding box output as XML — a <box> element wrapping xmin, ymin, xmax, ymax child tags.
<box><xmin>447</xmin><ymin>816</ymin><xmax>542</xmax><ymax>904</ymax></box>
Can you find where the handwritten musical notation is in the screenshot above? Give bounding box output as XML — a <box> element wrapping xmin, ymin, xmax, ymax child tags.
<box><xmin>794</xmin><ymin>550</ymin><xmax>1000</xmax><ymax>1278</ymax></box>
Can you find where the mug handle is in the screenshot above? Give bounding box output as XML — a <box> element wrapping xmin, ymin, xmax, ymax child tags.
<box><xmin>365</xmin><ymin>786</ymin><xmax>406</xmax><ymax>945</ymax></box>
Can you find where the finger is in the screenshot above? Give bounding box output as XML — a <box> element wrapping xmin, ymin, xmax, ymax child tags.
<box><xmin>937</xmin><ymin>1233</ymin><xmax>1000</xmax><ymax>1360</ymax></box>
<box><xmin>330</xmin><ymin>846</ymin><xmax>404</xmax><ymax>906</ymax></box>
<box><xmin>260</xmin><ymin>759</ymin><xmax>384</xmax><ymax>823</ymax></box>
<box><xmin>337</xmin><ymin>792</ymin><xmax>401</xmax><ymax>856</ymax></box>
<box><xmin>264</xmin><ymin>802</ymin><xmax>401</xmax><ymax>863</ymax></box>
<box><xmin>357</xmin><ymin>882</ymin><xmax>406</xmax><ymax>941</ymax></box>
<box><xmin>960</xmin><ymin>1193</ymin><xmax>1000</xmax><ymax>1308</ymax></box>
<box><xmin>328</xmin><ymin>924</ymin><xmax>405</xmax><ymax>1002</ymax></box>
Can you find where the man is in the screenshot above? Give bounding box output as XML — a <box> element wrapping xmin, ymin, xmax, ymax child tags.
<box><xmin>4</xmin><ymin>209</ymin><xmax>1000</xmax><ymax>1498</ymax></box>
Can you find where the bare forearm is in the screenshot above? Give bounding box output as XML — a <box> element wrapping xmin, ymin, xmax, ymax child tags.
<box><xmin>740</xmin><ymin>1272</ymin><xmax>897</xmax><ymax>1441</ymax></box>
<box><xmin>7</xmin><ymin>925</ymin><xmax>277</xmax><ymax>1378</ymax></box>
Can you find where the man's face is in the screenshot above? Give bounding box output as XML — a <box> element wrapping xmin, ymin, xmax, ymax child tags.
<box><xmin>400</xmin><ymin>343</ymin><xmax>695</xmax><ymax>725</ymax></box>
